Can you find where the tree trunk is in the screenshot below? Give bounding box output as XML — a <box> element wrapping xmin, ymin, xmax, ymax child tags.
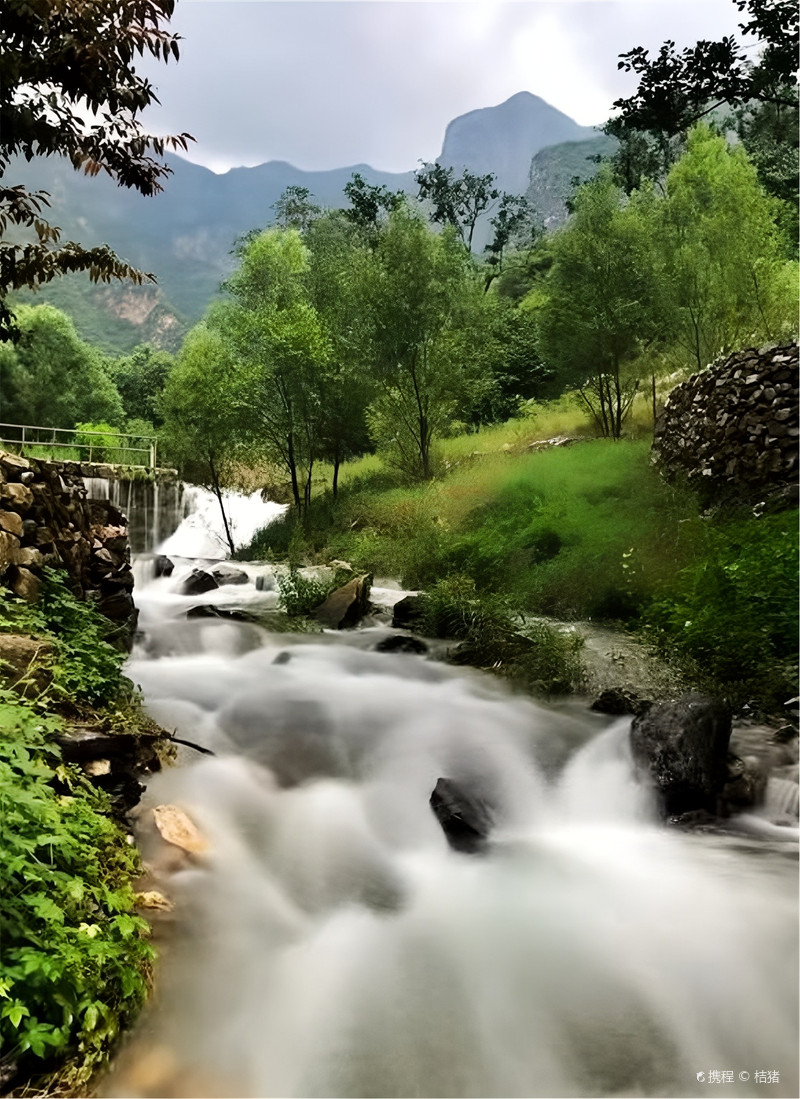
<box><xmin>332</xmin><ymin>456</ymin><xmax>340</xmax><ymax>498</ymax></box>
<box><xmin>287</xmin><ymin>431</ymin><xmax>302</xmax><ymax>513</ymax></box>
<box><xmin>208</xmin><ymin>452</ymin><xmax>235</xmax><ymax>557</ymax></box>
<box><xmin>651</xmin><ymin>372</ymin><xmax>657</xmax><ymax>427</ymax></box>
<box><xmin>303</xmin><ymin>459</ymin><xmax>314</xmax><ymax>513</ymax></box>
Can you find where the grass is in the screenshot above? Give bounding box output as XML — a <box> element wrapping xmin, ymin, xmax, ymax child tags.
<box><xmin>239</xmin><ymin>394</ymin><xmax>797</xmax><ymax>712</ymax></box>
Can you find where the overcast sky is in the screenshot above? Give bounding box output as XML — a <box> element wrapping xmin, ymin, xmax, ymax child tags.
<box><xmin>141</xmin><ymin>0</ymin><xmax>745</xmax><ymax>175</ymax></box>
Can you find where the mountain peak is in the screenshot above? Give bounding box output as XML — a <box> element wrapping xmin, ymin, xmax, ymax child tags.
<box><xmin>440</xmin><ymin>91</ymin><xmax>596</xmax><ymax>194</ymax></box>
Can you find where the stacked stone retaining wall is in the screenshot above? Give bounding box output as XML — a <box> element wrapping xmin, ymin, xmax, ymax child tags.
<box><xmin>652</xmin><ymin>343</ymin><xmax>799</xmax><ymax>507</ymax></box>
<box><xmin>0</xmin><ymin>452</ymin><xmax>137</xmax><ymax>647</ymax></box>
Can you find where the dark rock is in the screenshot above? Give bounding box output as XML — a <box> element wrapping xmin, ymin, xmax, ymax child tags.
<box><xmin>314</xmin><ymin>573</ymin><xmax>372</xmax><ymax>629</ymax></box>
<box><xmin>90</xmin><ymin>771</ymin><xmax>145</xmax><ymax>813</ymax></box>
<box><xmin>392</xmin><ymin>594</ymin><xmax>425</xmax><ymax>630</ymax></box>
<box><xmin>154</xmin><ymin>554</ymin><xmax>174</xmax><ymax>577</ymax></box>
<box><xmin>272</xmin><ymin>650</ymin><xmax>292</xmax><ymax>665</ymax></box>
<box><xmin>666</xmin><ymin>809</ymin><xmax>721</xmax><ymax>832</ymax></box>
<box><xmin>590</xmin><ymin>688</ymin><xmax>650</xmax><ymax>717</ymax></box>
<box><xmin>255</xmin><ymin>572</ymin><xmax>276</xmax><ymax>592</ymax></box>
<box><xmin>210</xmin><ymin>563</ymin><xmax>249</xmax><ymax>586</ymax></box>
<box><xmin>178</xmin><ymin>568</ymin><xmax>219</xmax><ymax>596</ymax></box>
<box><xmin>630</xmin><ymin>693</ymin><xmax>732</xmax><ymax>817</ymax></box>
<box><xmin>430</xmin><ymin>777</ymin><xmax>494</xmax><ymax>854</ymax></box>
<box><xmin>57</xmin><ymin>730</ymin><xmax>143</xmax><ymax>763</ymax></box>
<box><xmin>374</xmin><ymin>634</ymin><xmax>428</xmax><ymax>655</ymax></box>
<box><xmin>717</xmin><ymin>753</ymin><xmax>766</xmax><ymax>815</ymax></box>
<box><xmin>185</xmin><ymin>604</ymin><xmax>255</xmax><ymax>623</ymax></box>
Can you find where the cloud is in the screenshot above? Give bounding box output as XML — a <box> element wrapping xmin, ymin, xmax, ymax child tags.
<box><xmin>141</xmin><ymin>0</ymin><xmax>743</xmax><ymax>173</ymax></box>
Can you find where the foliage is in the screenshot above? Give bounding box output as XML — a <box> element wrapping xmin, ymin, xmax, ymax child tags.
<box><xmin>302</xmin><ymin>213</ymin><xmax>378</xmax><ymax>493</ymax></box>
<box><xmin>0</xmin><ymin>691</ymin><xmax>152</xmax><ymax>1089</ymax></box>
<box><xmin>415</xmin><ymin>162</ymin><xmax>535</xmax><ymax>265</ymax></box>
<box><xmin>417</xmin><ymin>575</ymin><xmax>584</xmax><ymax>696</ymax></box>
<box><xmin>657</xmin><ymin>125</ymin><xmax>798</xmax><ymax>368</ymax></box>
<box><xmin>533</xmin><ymin>171</ymin><xmax>666</xmax><ymax>437</ymax></box>
<box><xmin>418</xmin><ymin>574</ymin><xmax>516</xmax><ymax>643</ymax></box>
<box><xmin>272</xmin><ymin>185</ymin><xmax>321</xmax><ymax>232</ymax></box>
<box><xmin>343</xmin><ymin>173</ymin><xmax>405</xmax><ymax>233</ymax></box>
<box><xmin>0</xmin><ymin>568</ymin><xmax>126</xmax><ymax>707</ymax></box>
<box><xmin>0</xmin><ymin>303</ymin><xmax>124</xmax><ymax>428</ymax></box>
<box><xmin>611</xmin><ymin>0</ymin><xmax>797</xmax><ymax>137</ymax></box>
<box><xmin>368</xmin><ymin>207</ymin><xmax>493</xmax><ymax>479</ymax></box>
<box><xmin>609</xmin><ymin>0</ymin><xmax>798</xmax><ymax>226</ymax></box>
<box><xmin>644</xmin><ymin>509</ymin><xmax>798</xmax><ymax>708</ymax></box>
<box><xmin>159</xmin><ymin>323</ymin><xmax>243</xmax><ymax>554</ymax></box>
<box><xmin>1</xmin><ymin>0</ymin><xmax>192</xmax><ymax>339</ymax></box>
<box><xmin>415</xmin><ymin>163</ymin><xmax>499</xmax><ymax>251</ymax></box>
<box><xmin>275</xmin><ymin>567</ymin><xmax>338</xmax><ymax>617</ymax></box>
<box><xmin>220</xmin><ymin>228</ymin><xmax>333</xmax><ymax>513</ymax></box>
<box><xmin>111</xmin><ymin>345</ymin><xmax>175</xmax><ymax>426</ymax></box>
<box><xmin>73</xmin><ymin>422</ymin><xmax>121</xmax><ymax>464</ymax></box>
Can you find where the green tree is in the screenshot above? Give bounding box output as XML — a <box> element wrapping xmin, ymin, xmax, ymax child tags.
<box><xmin>220</xmin><ymin>229</ymin><xmax>332</xmax><ymax>513</ymax></box>
<box><xmin>0</xmin><ymin>303</ymin><xmax>123</xmax><ymax>427</ymax></box>
<box><xmin>1</xmin><ymin>0</ymin><xmax>192</xmax><ymax>339</ymax></box>
<box><xmin>272</xmin><ymin>186</ymin><xmax>322</xmax><ymax>232</ymax></box>
<box><xmin>609</xmin><ymin>0</ymin><xmax>798</xmax><ymax>225</ymax></box>
<box><xmin>657</xmin><ymin>124</ymin><xmax>797</xmax><ymax>369</ymax></box>
<box><xmin>415</xmin><ymin>163</ymin><xmax>500</xmax><ymax>251</ymax></box>
<box><xmin>303</xmin><ymin>212</ymin><xmax>377</xmax><ymax>494</ymax></box>
<box><xmin>534</xmin><ymin>171</ymin><xmax>666</xmax><ymax>438</ymax></box>
<box><xmin>343</xmin><ymin>173</ymin><xmax>405</xmax><ymax>234</ymax></box>
<box><xmin>111</xmin><ymin>344</ymin><xmax>174</xmax><ymax>426</ymax></box>
<box><xmin>368</xmin><ymin>207</ymin><xmax>491</xmax><ymax>478</ymax></box>
<box><xmin>159</xmin><ymin>324</ymin><xmax>241</xmax><ymax>554</ymax></box>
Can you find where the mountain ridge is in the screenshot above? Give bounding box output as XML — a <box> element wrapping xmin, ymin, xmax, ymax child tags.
<box><xmin>7</xmin><ymin>92</ymin><xmax>607</xmax><ymax>350</ymax></box>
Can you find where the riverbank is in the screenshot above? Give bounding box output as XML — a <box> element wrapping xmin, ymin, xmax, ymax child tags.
<box><xmin>0</xmin><ymin>572</ymin><xmax>172</xmax><ymax>1097</ymax></box>
<box><xmin>237</xmin><ymin>432</ymin><xmax>798</xmax><ymax>719</ymax></box>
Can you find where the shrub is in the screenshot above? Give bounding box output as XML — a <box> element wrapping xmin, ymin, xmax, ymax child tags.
<box><xmin>643</xmin><ymin>509</ymin><xmax>799</xmax><ymax>709</ymax></box>
<box><xmin>275</xmin><ymin>567</ymin><xmax>340</xmax><ymax>617</ymax></box>
<box><xmin>417</xmin><ymin>576</ymin><xmax>584</xmax><ymax>696</ymax></box>
<box><xmin>0</xmin><ymin>693</ymin><xmax>153</xmax><ymax>1090</ymax></box>
<box><xmin>0</xmin><ymin>569</ymin><xmax>126</xmax><ymax>706</ymax></box>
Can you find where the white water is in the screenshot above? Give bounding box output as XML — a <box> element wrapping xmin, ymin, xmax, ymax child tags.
<box><xmin>114</xmin><ymin>499</ymin><xmax>799</xmax><ymax>1099</ymax></box>
<box><xmin>157</xmin><ymin>486</ymin><xmax>287</xmax><ymax>559</ymax></box>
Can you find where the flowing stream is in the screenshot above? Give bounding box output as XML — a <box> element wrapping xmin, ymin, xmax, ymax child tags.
<box><xmin>112</xmin><ymin>490</ymin><xmax>798</xmax><ymax>1099</ymax></box>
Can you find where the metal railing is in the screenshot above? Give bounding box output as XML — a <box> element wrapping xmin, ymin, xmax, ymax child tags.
<box><xmin>0</xmin><ymin>423</ymin><xmax>158</xmax><ymax>468</ymax></box>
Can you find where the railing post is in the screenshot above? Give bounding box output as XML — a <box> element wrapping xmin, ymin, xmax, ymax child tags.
<box><xmin>150</xmin><ymin>440</ymin><xmax>157</xmax><ymax>468</ymax></box>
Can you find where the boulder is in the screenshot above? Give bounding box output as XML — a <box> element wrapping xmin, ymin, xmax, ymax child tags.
<box><xmin>255</xmin><ymin>572</ymin><xmax>276</xmax><ymax>592</ymax></box>
<box><xmin>430</xmin><ymin>777</ymin><xmax>494</xmax><ymax>854</ymax></box>
<box><xmin>629</xmin><ymin>693</ymin><xmax>732</xmax><ymax>817</ymax></box>
<box><xmin>210</xmin><ymin>563</ymin><xmax>249</xmax><ymax>586</ymax></box>
<box><xmin>0</xmin><ymin>634</ymin><xmax>53</xmax><ymax>695</ymax></box>
<box><xmin>391</xmin><ymin>594</ymin><xmax>425</xmax><ymax>630</ymax></box>
<box><xmin>374</xmin><ymin>634</ymin><xmax>428</xmax><ymax>655</ymax></box>
<box><xmin>178</xmin><ymin>568</ymin><xmax>219</xmax><ymax>596</ymax></box>
<box><xmin>0</xmin><ymin>510</ymin><xmax>23</xmax><ymax>537</ymax></box>
<box><xmin>9</xmin><ymin>566</ymin><xmax>40</xmax><ymax>602</ymax></box>
<box><xmin>185</xmin><ymin>604</ymin><xmax>256</xmax><ymax>623</ymax></box>
<box><xmin>314</xmin><ymin>573</ymin><xmax>372</xmax><ymax>629</ymax></box>
<box><xmin>154</xmin><ymin>554</ymin><xmax>174</xmax><ymax>578</ymax></box>
<box><xmin>590</xmin><ymin>688</ymin><xmax>650</xmax><ymax>717</ymax></box>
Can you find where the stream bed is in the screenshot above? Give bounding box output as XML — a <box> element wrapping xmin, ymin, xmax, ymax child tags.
<box><xmin>107</xmin><ymin>494</ymin><xmax>798</xmax><ymax>1099</ymax></box>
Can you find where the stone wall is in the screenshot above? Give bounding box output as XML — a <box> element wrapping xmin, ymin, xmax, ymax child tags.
<box><xmin>652</xmin><ymin>343</ymin><xmax>798</xmax><ymax>507</ymax></box>
<box><xmin>0</xmin><ymin>451</ymin><xmax>137</xmax><ymax>648</ymax></box>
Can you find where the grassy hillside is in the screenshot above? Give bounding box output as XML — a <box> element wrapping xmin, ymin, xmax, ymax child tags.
<box><xmin>242</xmin><ymin>400</ymin><xmax>798</xmax><ymax>712</ymax></box>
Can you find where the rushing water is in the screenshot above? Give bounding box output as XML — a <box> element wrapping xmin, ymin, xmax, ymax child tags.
<box><xmin>111</xmin><ymin>492</ymin><xmax>799</xmax><ymax>1099</ymax></box>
